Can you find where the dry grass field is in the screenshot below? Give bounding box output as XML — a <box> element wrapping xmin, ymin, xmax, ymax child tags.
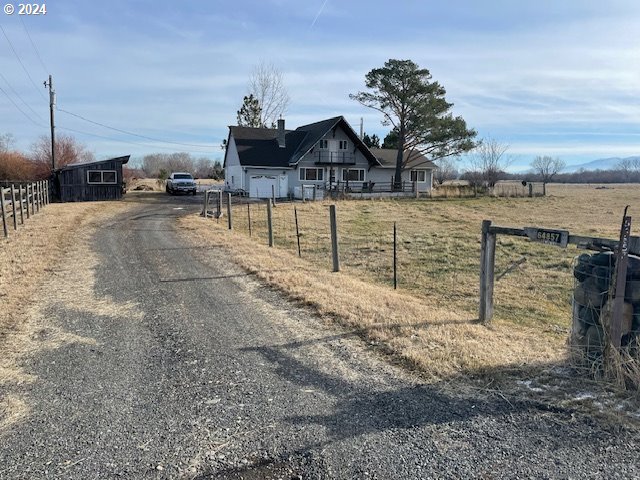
<box><xmin>183</xmin><ymin>183</ymin><xmax>640</xmax><ymax>398</ymax></box>
<box><xmin>225</xmin><ymin>184</ymin><xmax>639</xmax><ymax>330</ymax></box>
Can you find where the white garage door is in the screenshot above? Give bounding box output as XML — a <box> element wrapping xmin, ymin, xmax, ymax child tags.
<box><xmin>249</xmin><ymin>175</ymin><xmax>278</xmax><ymax>198</ymax></box>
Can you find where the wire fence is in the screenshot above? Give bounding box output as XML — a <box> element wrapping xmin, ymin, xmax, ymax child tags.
<box><xmin>226</xmin><ymin>200</ymin><xmax>481</xmax><ymax>304</ymax></box>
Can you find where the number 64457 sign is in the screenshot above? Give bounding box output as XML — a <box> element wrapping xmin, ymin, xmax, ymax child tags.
<box><xmin>524</xmin><ymin>227</ymin><xmax>569</xmax><ymax>248</ymax></box>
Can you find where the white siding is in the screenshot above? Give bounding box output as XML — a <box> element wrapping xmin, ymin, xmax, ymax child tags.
<box><xmin>224</xmin><ymin>134</ymin><xmax>244</xmax><ymax>190</ymax></box>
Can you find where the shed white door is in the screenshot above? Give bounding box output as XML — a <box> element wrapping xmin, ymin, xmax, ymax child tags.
<box><xmin>249</xmin><ymin>175</ymin><xmax>278</xmax><ymax>198</ymax></box>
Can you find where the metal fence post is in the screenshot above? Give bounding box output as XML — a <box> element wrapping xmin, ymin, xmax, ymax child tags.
<box><xmin>479</xmin><ymin>219</ymin><xmax>496</xmax><ymax>323</ymax></box>
<box><xmin>294</xmin><ymin>206</ymin><xmax>301</xmax><ymax>257</ymax></box>
<box><xmin>393</xmin><ymin>222</ymin><xmax>397</xmax><ymax>289</ymax></box>
<box><xmin>227</xmin><ymin>193</ymin><xmax>232</xmax><ymax>229</ymax></box>
<box><xmin>330</xmin><ymin>204</ymin><xmax>340</xmax><ymax>272</ymax></box>
<box><xmin>267</xmin><ymin>200</ymin><xmax>274</xmax><ymax>247</ymax></box>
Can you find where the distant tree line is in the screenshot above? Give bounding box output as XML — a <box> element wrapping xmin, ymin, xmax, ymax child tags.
<box><xmin>141</xmin><ymin>153</ymin><xmax>223</xmax><ymax>179</ymax></box>
<box><xmin>461</xmin><ymin>168</ymin><xmax>640</xmax><ymax>185</ymax></box>
<box><xmin>0</xmin><ymin>131</ymin><xmax>223</xmax><ymax>182</ymax></box>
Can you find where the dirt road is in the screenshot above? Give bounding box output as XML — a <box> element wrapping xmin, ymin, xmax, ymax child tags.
<box><xmin>1</xmin><ymin>193</ymin><xmax>638</xmax><ymax>479</ymax></box>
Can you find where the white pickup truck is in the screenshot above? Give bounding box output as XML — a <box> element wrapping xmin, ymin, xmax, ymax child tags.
<box><xmin>166</xmin><ymin>172</ymin><xmax>197</xmax><ymax>195</ymax></box>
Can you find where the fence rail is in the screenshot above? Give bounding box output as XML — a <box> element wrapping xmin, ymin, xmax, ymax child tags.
<box><xmin>0</xmin><ymin>180</ymin><xmax>50</xmax><ymax>238</ymax></box>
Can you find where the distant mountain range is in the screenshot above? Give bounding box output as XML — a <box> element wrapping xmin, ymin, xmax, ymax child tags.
<box><xmin>562</xmin><ymin>156</ymin><xmax>640</xmax><ymax>173</ymax></box>
<box><xmin>514</xmin><ymin>156</ymin><xmax>639</xmax><ymax>174</ymax></box>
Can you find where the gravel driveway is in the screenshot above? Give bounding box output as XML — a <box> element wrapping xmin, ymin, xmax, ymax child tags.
<box><xmin>1</xmin><ymin>193</ymin><xmax>638</xmax><ymax>479</ymax></box>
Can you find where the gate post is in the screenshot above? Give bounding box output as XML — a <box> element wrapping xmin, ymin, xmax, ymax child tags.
<box><xmin>479</xmin><ymin>219</ymin><xmax>496</xmax><ymax>323</ymax></box>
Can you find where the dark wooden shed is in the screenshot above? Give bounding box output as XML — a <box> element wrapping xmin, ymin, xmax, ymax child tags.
<box><xmin>57</xmin><ymin>155</ymin><xmax>130</xmax><ymax>202</ymax></box>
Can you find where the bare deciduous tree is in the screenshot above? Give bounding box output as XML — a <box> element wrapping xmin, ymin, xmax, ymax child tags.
<box><xmin>468</xmin><ymin>138</ymin><xmax>512</xmax><ymax>188</ymax></box>
<box><xmin>0</xmin><ymin>151</ymin><xmax>36</xmax><ymax>180</ymax></box>
<box><xmin>617</xmin><ymin>157</ymin><xmax>640</xmax><ymax>173</ymax></box>
<box><xmin>434</xmin><ymin>157</ymin><xmax>459</xmax><ymax>185</ymax></box>
<box><xmin>31</xmin><ymin>134</ymin><xmax>95</xmax><ymax>176</ymax></box>
<box><xmin>0</xmin><ymin>133</ymin><xmax>16</xmax><ymax>152</ymax></box>
<box><xmin>248</xmin><ymin>62</ymin><xmax>290</xmax><ymax>128</ymax></box>
<box><xmin>531</xmin><ymin>155</ymin><xmax>565</xmax><ymax>195</ymax></box>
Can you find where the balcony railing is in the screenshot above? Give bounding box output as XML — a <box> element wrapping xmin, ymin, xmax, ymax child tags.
<box><xmin>314</xmin><ymin>151</ymin><xmax>355</xmax><ymax>165</ymax></box>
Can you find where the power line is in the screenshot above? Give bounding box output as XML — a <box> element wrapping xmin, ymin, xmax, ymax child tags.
<box><xmin>57</xmin><ymin>107</ymin><xmax>217</xmax><ymax>149</ymax></box>
<box><xmin>0</xmin><ymin>70</ymin><xmax>47</xmax><ymax>123</ymax></box>
<box><xmin>0</xmin><ymin>83</ymin><xmax>46</xmax><ymax>127</ymax></box>
<box><xmin>20</xmin><ymin>17</ymin><xmax>49</xmax><ymax>75</ymax></box>
<box><xmin>57</xmin><ymin>125</ymin><xmax>217</xmax><ymax>154</ymax></box>
<box><xmin>0</xmin><ymin>24</ymin><xmax>48</xmax><ymax>102</ymax></box>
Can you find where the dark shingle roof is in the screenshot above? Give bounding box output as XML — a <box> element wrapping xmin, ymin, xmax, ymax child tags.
<box><xmin>228</xmin><ymin>126</ymin><xmax>306</xmax><ymax>168</ymax></box>
<box><xmin>227</xmin><ymin>116</ymin><xmax>380</xmax><ymax>168</ymax></box>
<box><xmin>369</xmin><ymin>148</ymin><xmax>437</xmax><ymax>169</ymax></box>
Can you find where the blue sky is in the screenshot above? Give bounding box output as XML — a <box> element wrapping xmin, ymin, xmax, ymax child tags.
<box><xmin>1</xmin><ymin>0</ymin><xmax>639</xmax><ymax>170</ymax></box>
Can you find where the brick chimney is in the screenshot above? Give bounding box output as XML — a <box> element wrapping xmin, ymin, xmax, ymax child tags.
<box><xmin>277</xmin><ymin>118</ymin><xmax>286</xmax><ymax>148</ymax></box>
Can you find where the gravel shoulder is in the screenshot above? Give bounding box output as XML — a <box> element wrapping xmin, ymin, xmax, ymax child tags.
<box><xmin>0</xmin><ymin>193</ymin><xmax>638</xmax><ymax>479</ymax></box>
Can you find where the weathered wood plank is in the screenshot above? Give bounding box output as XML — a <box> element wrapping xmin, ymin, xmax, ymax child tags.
<box><xmin>0</xmin><ymin>187</ymin><xmax>8</xmax><ymax>237</ymax></box>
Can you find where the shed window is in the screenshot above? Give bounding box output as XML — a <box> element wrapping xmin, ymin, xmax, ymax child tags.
<box><xmin>87</xmin><ymin>170</ymin><xmax>118</xmax><ymax>184</ymax></box>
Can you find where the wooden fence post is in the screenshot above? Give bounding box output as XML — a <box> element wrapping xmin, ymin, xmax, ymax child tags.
<box><xmin>227</xmin><ymin>193</ymin><xmax>232</xmax><ymax>229</ymax></box>
<box><xmin>24</xmin><ymin>186</ymin><xmax>30</xmax><ymax>220</ymax></box>
<box><xmin>18</xmin><ymin>185</ymin><xmax>24</xmax><ymax>224</ymax></box>
<box><xmin>0</xmin><ymin>188</ymin><xmax>7</xmax><ymax>237</ymax></box>
<box><xmin>247</xmin><ymin>203</ymin><xmax>252</xmax><ymax>237</ymax></box>
<box><xmin>44</xmin><ymin>181</ymin><xmax>48</xmax><ymax>205</ymax></box>
<box><xmin>479</xmin><ymin>219</ymin><xmax>496</xmax><ymax>323</ymax></box>
<box><xmin>529</xmin><ymin>183</ymin><xmax>533</xmax><ymax>198</ymax></box>
<box><xmin>216</xmin><ymin>191</ymin><xmax>222</xmax><ymax>220</ymax></box>
<box><xmin>11</xmin><ymin>185</ymin><xmax>17</xmax><ymax>230</ymax></box>
<box><xmin>271</xmin><ymin>184</ymin><xmax>276</xmax><ymax>207</ymax></box>
<box><xmin>201</xmin><ymin>190</ymin><xmax>208</xmax><ymax>217</ymax></box>
<box><xmin>330</xmin><ymin>204</ymin><xmax>340</xmax><ymax>272</ymax></box>
<box><xmin>267</xmin><ymin>200</ymin><xmax>274</xmax><ymax>247</ymax></box>
<box><xmin>29</xmin><ymin>183</ymin><xmax>35</xmax><ymax>215</ymax></box>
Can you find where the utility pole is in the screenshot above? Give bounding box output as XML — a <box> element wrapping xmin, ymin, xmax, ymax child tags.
<box><xmin>44</xmin><ymin>75</ymin><xmax>56</xmax><ymax>170</ymax></box>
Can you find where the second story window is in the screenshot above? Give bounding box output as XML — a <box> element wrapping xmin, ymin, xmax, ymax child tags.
<box><xmin>319</xmin><ymin>139</ymin><xmax>328</xmax><ymax>149</ymax></box>
<box><xmin>338</xmin><ymin>140</ymin><xmax>348</xmax><ymax>150</ymax></box>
